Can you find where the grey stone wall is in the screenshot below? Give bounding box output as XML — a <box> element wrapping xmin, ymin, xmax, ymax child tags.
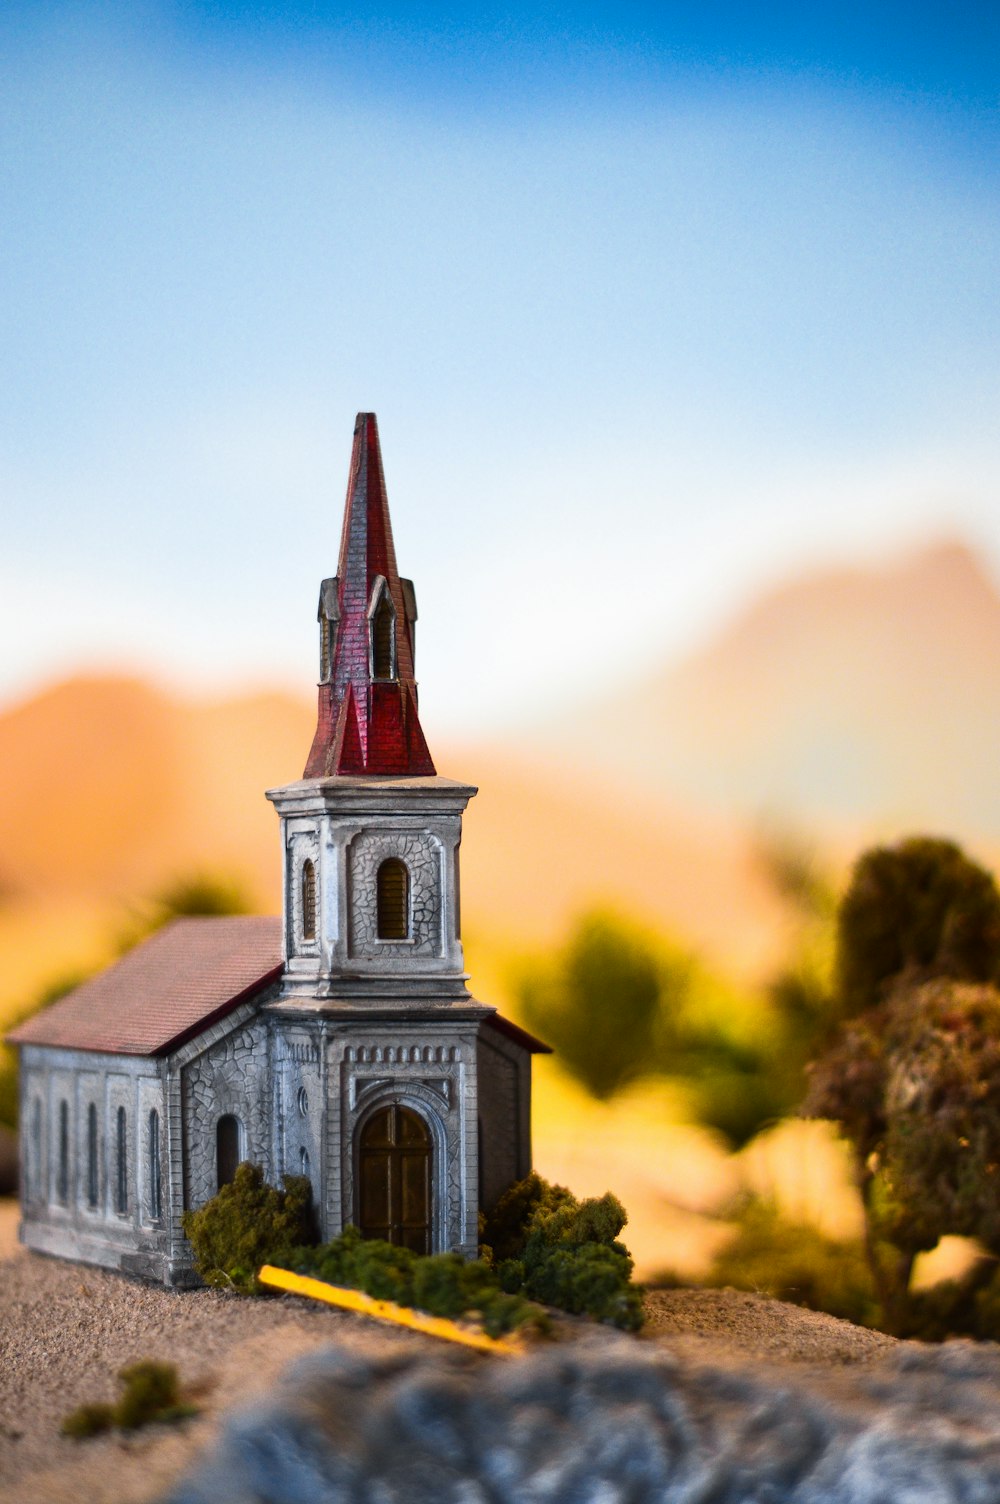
<box><xmin>272</xmin><ymin>1018</ymin><xmax>482</xmax><ymax>1255</ymax></box>
<box><xmin>268</xmin><ymin>778</ymin><xmax>475</xmax><ymax>995</ymax></box>
<box><xmin>181</xmin><ymin>1015</ymin><xmax>273</xmax><ymax>1213</ymax></box>
<box><xmin>272</xmin><ymin>1027</ymin><xmax>325</xmax><ymax>1215</ymax></box>
<box><xmin>18</xmin><ymin>1046</ymin><xmax>170</xmax><ymax>1280</ymax></box>
<box><xmin>476</xmin><ymin>1028</ymin><xmax>532</xmax><ymax>1213</ymax></box>
<box><xmin>347</xmin><ymin>829</ymin><xmax>443</xmax><ymax>959</ymax></box>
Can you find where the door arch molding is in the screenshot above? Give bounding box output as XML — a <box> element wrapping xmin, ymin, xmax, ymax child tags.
<box><xmin>352</xmin><ymin>1094</ymin><xmax>446</xmax><ymax>1253</ymax></box>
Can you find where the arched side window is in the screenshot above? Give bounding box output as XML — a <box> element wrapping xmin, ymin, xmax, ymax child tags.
<box><xmin>30</xmin><ymin>1097</ymin><xmax>42</xmax><ymax>1201</ymax></box>
<box><xmin>148</xmin><ymin>1109</ymin><xmax>162</xmax><ymax>1221</ymax></box>
<box><xmin>371</xmin><ymin>593</ymin><xmax>396</xmax><ymax>681</ymax></box>
<box><xmin>300</xmin><ymin>1146</ymin><xmax>310</xmax><ymax>1180</ymax></box>
<box><xmin>301</xmin><ymin>859</ymin><xmax>317</xmax><ymax>942</ymax></box>
<box><xmin>377</xmin><ymin>858</ymin><xmax>409</xmax><ymax>940</ymax></box>
<box><xmin>87</xmin><ymin>1103</ymin><xmax>99</xmax><ymax>1208</ymax></box>
<box><xmin>115</xmin><ymin>1105</ymin><xmax>128</xmax><ymax>1215</ymax></box>
<box><xmin>217</xmin><ymin>1114</ymin><xmax>241</xmax><ymax>1190</ymax></box>
<box><xmin>57</xmin><ymin>1099</ymin><xmax>69</xmax><ymax>1204</ymax></box>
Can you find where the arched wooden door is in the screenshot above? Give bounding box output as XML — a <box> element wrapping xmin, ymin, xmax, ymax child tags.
<box><xmin>358</xmin><ymin>1105</ymin><xmax>431</xmax><ymax>1253</ymax></box>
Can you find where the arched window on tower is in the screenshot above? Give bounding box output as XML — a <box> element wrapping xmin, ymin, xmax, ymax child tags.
<box><xmin>301</xmin><ymin>859</ymin><xmax>317</xmax><ymax>941</ymax></box>
<box><xmin>377</xmin><ymin>858</ymin><xmax>409</xmax><ymax>939</ymax></box>
<box><xmin>371</xmin><ymin>593</ymin><xmax>396</xmax><ymax>680</ymax></box>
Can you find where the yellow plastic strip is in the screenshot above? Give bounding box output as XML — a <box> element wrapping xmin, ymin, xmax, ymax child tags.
<box><xmin>258</xmin><ymin>1265</ymin><xmax>522</xmax><ymax>1355</ymax></box>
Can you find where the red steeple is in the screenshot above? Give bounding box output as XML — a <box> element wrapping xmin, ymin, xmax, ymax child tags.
<box><xmin>303</xmin><ymin>414</ymin><xmax>436</xmax><ymax>778</ymax></box>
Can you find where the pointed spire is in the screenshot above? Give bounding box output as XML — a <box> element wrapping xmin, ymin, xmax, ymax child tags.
<box><xmin>304</xmin><ymin>414</ymin><xmax>436</xmax><ymax>778</ymax></box>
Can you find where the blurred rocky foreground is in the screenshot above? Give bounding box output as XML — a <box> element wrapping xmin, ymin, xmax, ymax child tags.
<box><xmin>4</xmin><ymin>1206</ymin><xmax>1000</xmax><ymax>1504</ymax></box>
<box><xmin>167</xmin><ymin>1324</ymin><xmax>1000</xmax><ymax>1504</ymax></box>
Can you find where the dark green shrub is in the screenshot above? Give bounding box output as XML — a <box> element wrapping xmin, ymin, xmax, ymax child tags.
<box><xmin>412</xmin><ymin>1252</ymin><xmax>488</xmax><ymax>1318</ymax></box>
<box><xmin>292</xmin><ymin>1229</ymin><xmax>549</xmax><ymax>1336</ymax></box>
<box><xmin>481</xmin><ymin>1172</ymin><xmax>575</xmax><ymax>1263</ymax></box>
<box><xmin>61</xmin><ymin>1360</ymin><xmax>197</xmax><ymax>1440</ymax></box>
<box><xmin>182</xmin><ymin>1162</ymin><xmax>319</xmax><ymax>1293</ymax></box>
<box><xmin>479</xmin><ymin>1290</ymin><xmax>549</xmax><ymax>1339</ymax></box>
<box><xmin>60</xmin><ymin>1402</ymin><xmax>116</xmax><ymax>1439</ymax></box>
<box><xmin>115</xmin><ymin>1361</ymin><xmax>188</xmax><ymax>1431</ymax></box>
<box><xmin>836</xmin><ymin>837</ymin><xmax>1000</xmax><ymax>1017</ymax></box>
<box><xmin>525</xmin><ymin>1242</ymin><xmax>644</xmax><ymax>1329</ymax></box>
<box><xmin>484</xmin><ymin>1176</ymin><xmax>644</xmax><ymax>1330</ymax></box>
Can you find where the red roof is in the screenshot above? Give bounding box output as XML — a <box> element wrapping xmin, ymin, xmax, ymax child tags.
<box><xmin>7</xmin><ymin>917</ymin><xmax>283</xmax><ymax>1057</ymax></box>
<box><xmin>304</xmin><ymin>413</ymin><xmax>436</xmax><ymax>779</ymax></box>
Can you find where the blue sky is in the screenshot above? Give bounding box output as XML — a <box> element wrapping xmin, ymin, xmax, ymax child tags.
<box><xmin>2</xmin><ymin>2</ymin><xmax>998</xmax><ymax>734</ymax></box>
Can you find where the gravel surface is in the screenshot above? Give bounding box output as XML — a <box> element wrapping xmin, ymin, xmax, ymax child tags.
<box><xmin>0</xmin><ymin>1211</ymin><xmax>422</xmax><ymax>1504</ymax></box>
<box><xmin>0</xmin><ymin>1201</ymin><xmax>936</xmax><ymax>1504</ymax></box>
<box><xmin>642</xmin><ymin>1287</ymin><xmax>896</xmax><ymax>1366</ymax></box>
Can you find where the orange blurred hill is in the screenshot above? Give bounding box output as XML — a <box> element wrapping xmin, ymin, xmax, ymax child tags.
<box><xmin>533</xmin><ymin>538</ymin><xmax>1000</xmax><ymax>851</ymax></box>
<box><xmin>0</xmin><ymin>674</ymin><xmax>793</xmax><ymax>1019</ymax></box>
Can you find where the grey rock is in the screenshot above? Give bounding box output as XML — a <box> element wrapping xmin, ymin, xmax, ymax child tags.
<box><xmin>163</xmin><ymin>1334</ymin><xmax>1000</xmax><ymax>1504</ymax></box>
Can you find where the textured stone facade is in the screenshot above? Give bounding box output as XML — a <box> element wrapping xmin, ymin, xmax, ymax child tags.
<box><xmin>477</xmin><ymin>1026</ymin><xmax>533</xmax><ymax>1215</ymax></box>
<box><xmin>18</xmin><ymin>1045</ymin><xmax>172</xmax><ymax>1281</ymax></box>
<box><xmin>181</xmin><ymin>1015</ymin><xmax>273</xmax><ymax>1215</ymax></box>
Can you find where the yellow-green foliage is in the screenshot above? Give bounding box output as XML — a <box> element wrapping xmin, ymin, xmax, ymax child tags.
<box><xmin>61</xmin><ymin>1361</ymin><xmax>197</xmax><ymax>1440</ymax></box>
<box><xmin>182</xmin><ymin>1162</ymin><xmax>318</xmax><ymax>1293</ymax></box>
<box><xmin>514</xmin><ymin>907</ymin><xmax>840</xmax><ymax>1148</ymax></box>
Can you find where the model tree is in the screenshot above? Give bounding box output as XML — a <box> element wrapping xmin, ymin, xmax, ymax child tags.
<box><xmin>805</xmin><ymin>836</ymin><xmax>1000</xmax><ymax>1333</ymax></box>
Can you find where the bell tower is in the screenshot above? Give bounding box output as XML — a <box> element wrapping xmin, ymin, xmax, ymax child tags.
<box><xmin>264</xmin><ymin>413</ymin><xmax>496</xmax><ymax>1257</ymax></box>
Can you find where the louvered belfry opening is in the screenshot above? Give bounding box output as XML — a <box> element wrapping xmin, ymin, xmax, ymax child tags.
<box><xmin>372</xmin><ymin>593</ymin><xmax>395</xmax><ymax>680</ymax></box>
<box><xmin>377</xmin><ymin>858</ymin><xmax>409</xmax><ymax>939</ymax></box>
<box><xmin>301</xmin><ymin>859</ymin><xmax>317</xmax><ymax>941</ymax></box>
<box><xmin>358</xmin><ymin>1105</ymin><xmax>431</xmax><ymax>1253</ymax></box>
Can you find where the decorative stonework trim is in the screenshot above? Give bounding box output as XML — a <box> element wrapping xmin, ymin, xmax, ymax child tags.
<box><xmin>345</xmin><ymin>1043</ymin><xmax>458</xmax><ymax>1065</ymax></box>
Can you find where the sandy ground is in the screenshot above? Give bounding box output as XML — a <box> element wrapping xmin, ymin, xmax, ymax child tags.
<box><xmin>0</xmin><ymin>1199</ymin><xmax>898</xmax><ymax>1504</ymax></box>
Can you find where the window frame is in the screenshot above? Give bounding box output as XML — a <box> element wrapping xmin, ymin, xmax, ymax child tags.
<box><xmin>301</xmin><ymin>858</ymin><xmax>317</xmax><ymax>942</ymax></box>
<box><xmin>376</xmin><ymin>857</ymin><xmax>410</xmax><ymax>941</ymax></box>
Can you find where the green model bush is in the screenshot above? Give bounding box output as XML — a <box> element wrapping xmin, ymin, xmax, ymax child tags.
<box><xmin>185</xmin><ymin>1162</ymin><xmax>640</xmax><ymax>1333</ymax></box>
<box><xmin>484</xmin><ymin>1173</ymin><xmax>645</xmax><ymax>1331</ymax></box>
<box><xmin>61</xmin><ymin>1361</ymin><xmax>197</xmax><ymax>1440</ymax></box>
<box><xmin>291</xmin><ymin>1226</ymin><xmax>548</xmax><ymax>1338</ymax></box>
<box><xmin>182</xmin><ymin>1161</ymin><xmax>319</xmax><ymax>1293</ymax></box>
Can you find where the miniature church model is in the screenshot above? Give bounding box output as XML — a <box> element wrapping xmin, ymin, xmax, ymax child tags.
<box><xmin>10</xmin><ymin>413</ymin><xmax>548</xmax><ymax>1285</ymax></box>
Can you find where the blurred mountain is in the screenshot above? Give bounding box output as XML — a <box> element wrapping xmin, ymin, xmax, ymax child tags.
<box><xmin>0</xmin><ymin>676</ymin><xmax>792</xmax><ymax>1019</ymax></box>
<box><xmin>534</xmin><ymin>539</ymin><xmax>1000</xmax><ymax>847</ymax></box>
